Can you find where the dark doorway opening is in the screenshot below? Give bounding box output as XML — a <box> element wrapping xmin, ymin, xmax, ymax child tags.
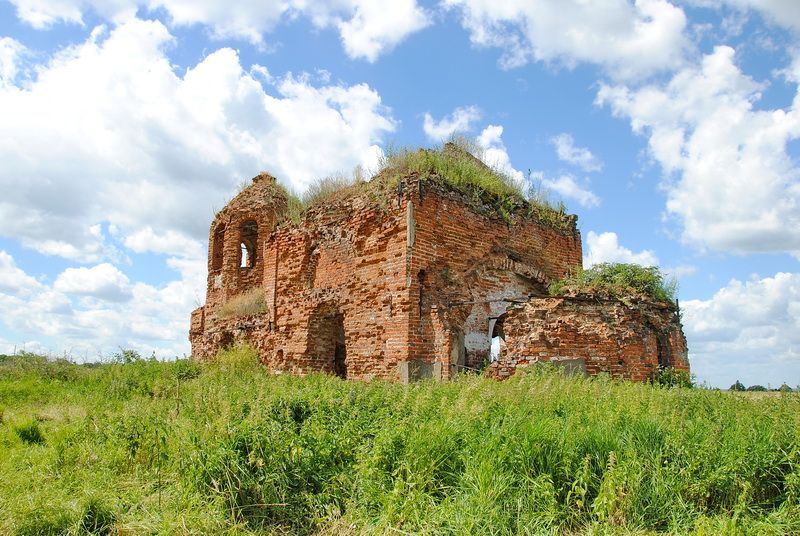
<box><xmin>334</xmin><ymin>343</ymin><xmax>347</xmax><ymax>378</ymax></box>
<box><xmin>657</xmin><ymin>334</ymin><xmax>671</xmax><ymax>369</ymax></box>
<box><xmin>333</xmin><ymin>315</ymin><xmax>347</xmax><ymax>379</ymax></box>
<box><xmin>308</xmin><ymin>308</ymin><xmax>347</xmax><ymax>379</ymax></box>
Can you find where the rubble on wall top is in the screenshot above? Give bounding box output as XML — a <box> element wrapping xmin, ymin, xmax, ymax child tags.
<box><xmin>252</xmin><ymin>171</ymin><xmax>277</xmax><ymax>184</ymax></box>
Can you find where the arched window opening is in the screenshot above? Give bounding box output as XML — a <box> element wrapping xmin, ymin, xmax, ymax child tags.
<box><xmin>211</xmin><ymin>225</ymin><xmax>225</xmax><ymax>271</ymax></box>
<box><xmin>489</xmin><ymin>315</ymin><xmax>506</xmax><ymax>362</ymax></box>
<box><xmin>240</xmin><ymin>243</ymin><xmax>249</xmax><ymax>268</ymax></box>
<box><xmin>239</xmin><ymin>220</ymin><xmax>258</xmax><ymax>269</ymax></box>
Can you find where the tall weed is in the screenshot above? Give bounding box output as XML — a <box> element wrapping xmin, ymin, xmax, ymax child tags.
<box><xmin>0</xmin><ymin>352</ymin><xmax>797</xmax><ymax>535</ymax></box>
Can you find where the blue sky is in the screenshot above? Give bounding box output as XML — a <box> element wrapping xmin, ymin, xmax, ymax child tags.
<box><xmin>0</xmin><ymin>0</ymin><xmax>798</xmax><ymax>388</ymax></box>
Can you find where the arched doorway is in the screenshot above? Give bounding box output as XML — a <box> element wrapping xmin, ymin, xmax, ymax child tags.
<box><xmin>211</xmin><ymin>224</ymin><xmax>225</xmax><ymax>271</ymax></box>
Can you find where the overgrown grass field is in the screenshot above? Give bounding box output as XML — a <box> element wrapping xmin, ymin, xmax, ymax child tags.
<box><xmin>1</xmin><ymin>348</ymin><xmax>798</xmax><ymax>535</ymax></box>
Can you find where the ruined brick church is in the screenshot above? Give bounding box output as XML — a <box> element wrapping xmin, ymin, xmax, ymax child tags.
<box><xmin>190</xmin><ymin>147</ymin><xmax>689</xmax><ymax>382</ymax></box>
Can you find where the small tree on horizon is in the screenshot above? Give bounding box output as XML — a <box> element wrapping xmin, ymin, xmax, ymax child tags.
<box><xmin>730</xmin><ymin>380</ymin><xmax>746</xmax><ymax>391</ymax></box>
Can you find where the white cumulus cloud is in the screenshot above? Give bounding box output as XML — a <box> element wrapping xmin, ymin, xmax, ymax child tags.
<box><xmin>0</xmin><ymin>37</ymin><xmax>27</xmax><ymax>86</ymax></box>
<box><xmin>443</xmin><ymin>0</ymin><xmax>690</xmax><ymax>80</ymax></box>
<box><xmin>476</xmin><ymin>124</ymin><xmax>525</xmax><ymax>184</ymax></box>
<box><xmin>0</xmin><ymin>250</ymin><xmax>43</xmax><ymax>297</ymax></box>
<box><xmin>550</xmin><ymin>133</ymin><xmax>603</xmax><ymax>172</ymax></box>
<box><xmin>7</xmin><ymin>0</ymin><xmax>429</xmax><ymax>61</ymax></box>
<box><xmin>0</xmin><ymin>251</ymin><xmax>203</xmax><ymax>358</ymax></box>
<box><xmin>0</xmin><ymin>18</ymin><xmax>395</xmax><ymax>262</ymax></box>
<box><xmin>423</xmin><ymin>105</ymin><xmax>482</xmax><ymax>141</ymax></box>
<box><xmin>584</xmin><ymin>231</ymin><xmax>659</xmax><ymax>267</ymax></box>
<box><xmin>682</xmin><ymin>272</ymin><xmax>800</xmax><ymax>388</ymax></box>
<box><xmin>686</xmin><ymin>0</ymin><xmax>800</xmax><ymax>32</ymax></box>
<box><xmin>597</xmin><ymin>45</ymin><xmax>800</xmax><ymax>255</ymax></box>
<box><xmin>54</xmin><ymin>263</ymin><xmax>132</xmax><ymax>302</ymax></box>
<box><xmin>334</xmin><ymin>0</ymin><xmax>430</xmax><ymax>62</ymax></box>
<box><xmin>123</xmin><ymin>227</ymin><xmax>205</xmax><ymax>259</ymax></box>
<box><xmin>535</xmin><ymin>173</ymin><xmax>600</xmax><ymax>208</ymax></box>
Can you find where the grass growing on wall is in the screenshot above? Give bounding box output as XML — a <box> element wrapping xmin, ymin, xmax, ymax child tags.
<box><xmin>549</xmin><ymin>262</ymin><xmax>679</xmax><ymax>304</ymax></box>
<box><xmin>1</xmin><ymin>348</ymin><xmax>798</xmax><ymax>535</ymax></box>
<box><xmin>271</xmin><ymin>138</ymin><xmax>574</xmax><ymax>231</ymax></box>
<box><xmin>379</xmin><ymin>142</ymin><xmax>524</xmax><ymax>201</ymax></box>
<box><xmin>219</xmin><ymin>288</ymin><xmax>269</xmax><ymax>319</ymax></box>
<box><xmin>377</xmin><ymin>141</ymin><xmax>572</xmax><ymax>230</ymax></box>
<box><xmin>301</xmin><ymin>173</ymin><xmax>360</xmax><ymax>208</ymax></box>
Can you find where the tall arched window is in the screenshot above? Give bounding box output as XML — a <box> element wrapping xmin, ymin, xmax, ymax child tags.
<box><xmin>211</xmin><ymin>225</ymin><xmax>225</xmax><ymax>271</ymax></box>
<box><xmin>240</xmin><ymin>220</ymin><xmax>258</xmax><ymax>269</ymax></box>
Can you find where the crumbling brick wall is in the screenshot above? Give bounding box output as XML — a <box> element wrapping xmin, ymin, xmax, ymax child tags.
<box><xmin>190</xmin><ymin>167</ymin><xmax>689</xmax><ymax>383</ymax></box>
<box><xmin>203</xmin><ymin>172</ymin><xmax>287</xmax><ymax>312</ymax></box>
<box><xmin>407</xmin><ymin>179</ymin><xmax>582</xmax><ymax>378</ymax></box>
<box><xmin>192</xmin><ymin>180</ymin><xmax>412</xmax><ymax>380</ymax></box>
<box><xmin>486</xmin><ymin>296</ymin><xmax>689</xmax><ymax>381</ymax></box>
<box><xmin>190</xmin><ymin>172</ymin><xmax>584</xmax><ymax>380</ymax></box>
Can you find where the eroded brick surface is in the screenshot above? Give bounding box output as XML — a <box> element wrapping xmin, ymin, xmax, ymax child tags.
<box><xmin>190</xmin><ymin>167</ymin><xmax>689</xmax><ymax>383</ymax></box>
<box><xmin>486</xmin><ymin>296</ymin><xmax>689</xmax><ymax>381</ymax></box>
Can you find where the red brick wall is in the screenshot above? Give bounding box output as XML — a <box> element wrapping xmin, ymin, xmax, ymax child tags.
<box><xmin>406</xmin><ymin>180</ymin><xmax>583</xmax><ymax>378</ymax></box>
<box><xmin>203</xmin><ymin>173</ymin><xmax>286</xmax><ymax>311</ymax></box>
<box><xmin>189</xmin><ymin>173</ymin><xmax>689</xmax><ymax>384</ymax></box>
<box><xmin>487</xmin><ymin>296</ymin><xmax>690</xmax><ymax>381</ymax></box>
<box><xmin>192</xmin><ymin>179</ymin><xmax>415</xmax><ymax>380</ymax></box>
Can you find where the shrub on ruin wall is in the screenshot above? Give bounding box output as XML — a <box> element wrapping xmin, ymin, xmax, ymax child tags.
<box><xmin>549</xmin><ymin>263</ymin><xmax>678</xmax><ymax>303</ymax></box>
<box><xmin>282</xmin><ymin>191</ymin><xmax>304</xmax><ymax>224</ymax></box>
<box><xmin>301</xmin><ymin>173</ymin><xmax>358</xmax><ymax>207</ymax></box>
<box><xmin>219</xmin><ymin>288</ymin><xmax>269</xmax><ymax>319</ymax></box>
<box><xmin>380</xmin><ymin>142</ymin><xmax>523</xmax><ymax>200</ymax></box>
<box><xmin>376</xmin><ymin>141</ymin><xmax>569</xmax><ymax>229</ymax></box>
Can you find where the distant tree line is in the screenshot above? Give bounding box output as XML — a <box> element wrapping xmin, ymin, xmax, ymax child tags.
<box><xmin>729</xmin><ymin>380</ymin><xmax>794</xmax><ymax>392</ymax></box>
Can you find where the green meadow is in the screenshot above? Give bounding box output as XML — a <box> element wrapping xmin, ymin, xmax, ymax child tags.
<box><xmin>1</xmin><ymin>348</ymin><xmax>798</xmax><ymax>535</ymax></box>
